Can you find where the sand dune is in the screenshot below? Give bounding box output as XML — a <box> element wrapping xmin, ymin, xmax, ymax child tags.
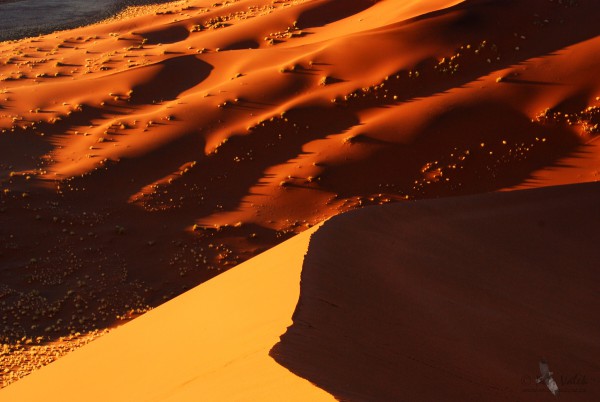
<box><xmin>0</xmin><ymin>224</ymin><xmax>336</xmax><ymax>401</ymax></box>
<box><xmin>272</xmin><ymin>181</ymin><xmax>600</xmax><ymax>401</ymax></box>
<box><xmin>1</xmin><ymin>0</ymin><xmax>599</xmax><ymax>390</ymax></box>
<box><xmin>2</xmin><ymin>182</ymin><xmax>599</xmax><ymax>401</ymax></box>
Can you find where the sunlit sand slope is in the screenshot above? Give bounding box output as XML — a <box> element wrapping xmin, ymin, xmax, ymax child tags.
<box><xmin>0</xmin><ymin>224</ymin><xmax>335</xmax><ymax>402</ymax></box>
<box><xmin>272</xmin><ymin>182</ymin><xmax>600</xmax><ymax>401</ymax></box>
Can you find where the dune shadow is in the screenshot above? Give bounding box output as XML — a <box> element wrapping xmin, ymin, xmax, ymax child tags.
<box><xmin>345</xmin><ymin>0</ymin><xmax>600</xmax><ymax>119</ymax></box>
<box><xmin>296</xmin><ymin>0</ymin><xmax>377</xmax><ymax>29</ymax></box>
<box><xmin>500</xmin><ymin>78</ymin><xmax>563</xmax><ymax>86</ymax></box>
<box><xmin>318</xmin><ymin>101</ymin><xmax>581</xmax><ymax>199</ymax></box>
<box><xmin>129</xmin><ymin>55</ymin><xmax>213</xmax><ymax>104</ymax></box>
<box><xmin>134</xmin><ymin>105</ymin><xmax>361</xmax><ymax>215</ymax></box>
<box><xmin>221</xmin><ymin>39</ymin><xmax>260</xmax><ymax>51</ymax></box>
<box><xmin>270</xmin><ymin>181</ymin><xmax>600</xmax><ymax>401</ymax></box>
<box><xmin>136</xmin><ymin>24</ymin><xmax>190</xmax><ymax>45</ymax></box>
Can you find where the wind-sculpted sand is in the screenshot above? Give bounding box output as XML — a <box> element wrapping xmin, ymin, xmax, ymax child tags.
<box><xmin>0</xmin><ymin>0</ymin><xmax>599</xmax><ymax>392</ymax></box>
<box><xmin>3</xmin><ymin>182</ymin><xmax>599</xmax><ymax>401</ymax></box>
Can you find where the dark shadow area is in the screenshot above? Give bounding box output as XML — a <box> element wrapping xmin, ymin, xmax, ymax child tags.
<box><xmin>0</xmin><ymin>104</ymin><xmax>112</xmax><ymax>179</ymax></box>
<box><xmin>348</xmin><ymin>0</ymin><xmax>600</xmax><ymax>116</ymax></box>
<box><xmin>320</xmin><ymin>76</ymin><xmax>345</xmax><ymax>86</ymax></box>
<box><xmin>0</xmin><ymin>131</ymin><xmax>53</xmax><ymax>180</ymax></box>
<box><xmin>296</xmin><ymin>0</ymin><xmax>378</xmax><ymax>29</ymax></box>
<box><xmin>0</xmin><ymin>127</ymin><xmax>293</xmax><ymax>344</ymax></box>
<box><xmin>221</xmin><ymin>39</ymin><xmax>260</xmax><ymax>51</ymax></box>
<box><xmin>129</xmin><ymin>55</ymin><xmax>212</xmax><ymax>104</ymax></box>
<box><xmin>135</xmin><ymin>24</ymin><xmax>190</xmax><ymax>45</ymax></box>
<box><xmin>501</xmin><ymin>78</ymin><xmax>562</xmax><ymax>86</ymax></box>
<box><xmin>271</xmin><ymin>181</ymin><xmax>600</xmax><ymax>401</ymax></box>
<box><xmin>317</xmin><ymin>102</ymin><xmax>581</xmax><ymax>200</ymax></box>
<box><xmin>138</xmin><ymin>105</ymin><xmax>360</xmax><ymax>215</ymax></box>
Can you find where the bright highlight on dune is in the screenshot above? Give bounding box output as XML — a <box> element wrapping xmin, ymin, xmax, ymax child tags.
<box><xmin>0</xmin><ymin>224</ymin><xmax>337</xmax><ymax>401</ymax></box>
<box><xmin>1</xmin><ymin>0</ymin><xmax>599</xmax><ymax>399</ymax></box>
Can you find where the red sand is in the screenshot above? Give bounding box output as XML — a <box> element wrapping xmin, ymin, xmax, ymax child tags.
<box><xmin>0</xmin><ymin>0</ymin><xmax>599</xmax><ymax>393</ymax></box>
<box><xmin>272</xmin><ymin>181</ymin><xmax>600</xmax><ymax>401</ymax></box>
<box><xmin>2</xmin><ymin>182</ymin><xmax>599</xmax><ymax>401</ymax></box>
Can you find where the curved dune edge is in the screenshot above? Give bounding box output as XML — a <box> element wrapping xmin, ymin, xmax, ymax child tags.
<box><xmin>272</xmin><ymin>181</ymin><xmax>600</xmax><ymax>401</ymax></box>
<box><xmin>0</xmin><ymin>223</ymin><xmax>335</xmax><ymax>402</ymax></box>
<box><xmin>1</xmin><ymin>183</ymin><xmax>599</xmax><ymax>401</ymax></box>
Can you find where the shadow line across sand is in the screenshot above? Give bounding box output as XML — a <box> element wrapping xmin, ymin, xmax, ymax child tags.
<box><xmin>270</xmin><ymin>181</ymin><xmax>600</xmax><ymax>401</ymax></box>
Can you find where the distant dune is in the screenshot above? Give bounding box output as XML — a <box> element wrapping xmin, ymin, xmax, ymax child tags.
<box><xmin>0</xmin><ymin>0</ymin><xmax>181</xmax><ymax>42</ymax></box>
<box><xmin>0</xmin><ymin>0</ymin><xmax>599</xmax><ymax>391</ymax></box>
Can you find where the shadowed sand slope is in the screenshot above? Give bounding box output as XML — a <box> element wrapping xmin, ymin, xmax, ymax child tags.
<box><xmin>0</xmin><ymin>224</ymin><xmax>335</xmax><ymax>402</ymax></box>
<box><xmin>2</xmin><ymin>182</ymin><xmax>598</xmax><ymax>401</ymax></box>
<box><xmin>271</xmin><ymin>181</ymin><xmax>600</xmax><ymax>401</ymax></box>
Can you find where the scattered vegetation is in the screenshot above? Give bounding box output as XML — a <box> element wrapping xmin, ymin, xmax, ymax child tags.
<box><xmin>535</xmin><ymin>105</ymin><xmax>600</xmax><ymax>134</ymax></box>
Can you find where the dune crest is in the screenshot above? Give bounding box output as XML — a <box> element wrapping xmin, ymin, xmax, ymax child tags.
<box><xmin>0</xmin><ymin>224</ymin><xmax>336</xmax><ymax>401</ymax></box>
<box><xmin>272</xmin><ymin>181</ymin><xmax>600</xmax><ymax>401</ymax></box>
<box><xmin>3</xmin><ymin>182</ymin><xmax>599</xmax><ymax>401</ymax></box>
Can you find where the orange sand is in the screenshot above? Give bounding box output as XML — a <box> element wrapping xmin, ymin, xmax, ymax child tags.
<box><xmin>0</xmin><ymin>224</ymin><xmax>336</xmax><ymax>401</ymax></box>
<box><xmin>0</xmin><ymin>0</ymin><xmax>599</xmax><ymax>396</ymax></box>
<box><xmin>3</xmin><ymin>182</ymin><xmax>599</xmax><ymax>401</ymax></box>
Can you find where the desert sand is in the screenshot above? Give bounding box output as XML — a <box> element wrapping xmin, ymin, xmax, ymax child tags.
<box><xmin>273</xmin><ymin>181</ymin><xmax>600</xmax><ymax>401</ymax></box>
<box><xmin>2</xmin><ymin>182</ymin><xmax>599</xmax><ymax>401</ymax></box>
<box><xmin>0</xmin><ymin>0</ymin><xmax>599</xmax><ymax>397</ymax></box>
<box><xmin>0</xmin><ymin>223</ymin><xmax>337</xmax><ymax>401</ymax></box>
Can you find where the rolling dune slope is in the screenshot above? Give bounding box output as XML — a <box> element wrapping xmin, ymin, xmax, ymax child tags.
<box><xmin>0</xmin><ymin>224</ymin><xmax>335</xmax><ymax>402</ymax></box>
<box><xmin>2</xmin><ymin>182</ymin><xmax>599</xmax><ymax>401</ymax></box>
<box><xmin>1</xmin><ymin>0</ymin><xmax>599</xmax><ymax>388</ymax></box>
<box><xmin>272</xmin><ymin>181</ymin><xmax>600</xmax><ymax>401</ymax></box>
